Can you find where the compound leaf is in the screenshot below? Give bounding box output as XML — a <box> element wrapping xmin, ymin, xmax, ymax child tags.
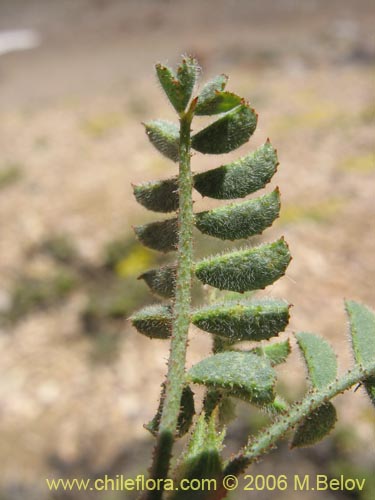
<box><xmin>133</xmin><ymin>177</ymin><xmax>179</xmax><ymax>213</ymax></box>
<box><xmin>296</xmin><ymin>332</ymin><xmax>337</xmax><ymax>390</ymax></box>
<box><xmin>193</xmin><ymin>140</ymin><xmax>278</xmax><ymax>199</ymax></box>
<box><xmin>195</xmin><ymin>189</ymin><xmax>280</xmax><ymax>240</ymax></box>
<box><xmin>156</xmin><ymin>57</ymin><xmax>198</xmax><ymax>113</ymax></box>
<box><xmin>134</xmin><ymin>218</ymin><xmax>178</xmax><ymax>253</ymax></box>
<box><xmin>191</xmin><ymin>104</ymin><xmax>257</xmax><ymax>154</ymax></box>
<box><xmin>291</xmin><ymin>402</ymin><xmax>337</xmax><ymax>448</ymax></box>
<box><xmin>130</xmin><ymin>304</ymin><xmax>172</xmax><ymax>339</ymax></box>
<box><xmin>195</xmin><ymin>238</ymin><xmax>291</xmax><ymax>292</ymax></box>
<box><xmin>187</xmin><ymin>351</ymin><xmax>276</xmax><ymax>405</ymax></box>
<box><xmin>138</xmin><ymin>265</ymin><xmax>176</xmax><ymax>298</ymax></box>
<box><xmin>144</xmin><ymin>120</ymin><xmax>179</xmax><ymax>162</ymax></box>
<box><xmin>192</xmin><ymin>300</ymin><xmax>290</xmax><ymax>342</ymax></box>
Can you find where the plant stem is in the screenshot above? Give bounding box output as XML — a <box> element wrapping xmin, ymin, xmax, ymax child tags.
<box><xmin>140</xmin><ymin>109</ymin><xmax>194</xmax><ymax>500</ymax></box>
<box><xmin>160</xmin><ymin>110</ymin><xmax>194</xmax><ymax>434</ymax></box>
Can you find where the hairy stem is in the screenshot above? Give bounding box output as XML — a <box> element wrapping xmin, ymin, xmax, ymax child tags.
<box><xmin>160</xmin><ymin>110</ymin><xmax>194</xmax><ymax>434</ymax></box>
<box><xmin>140</xmin><ymin>108</ymin><xmax>194</xmax><ymax>500</ymax></box>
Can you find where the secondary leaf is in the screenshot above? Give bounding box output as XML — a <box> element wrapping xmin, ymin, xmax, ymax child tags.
<box><xmin>292</xmin><ymin>332</ymin><xmax>340</xmax><ymax>448</ymax></box>
<box><xmin>195</xmin><ymin>189</ymin><xmax>280</xmax><ymax>240</ymax></box>
<box><xmin>195</xmin><ymin>91</ymin><xmax>243</xmax><ymax>116</ymax></box>
<box><xmin>134</xmin><ymin>218</ymin><xmax>178</xmax><ymax>253</ymax></box>
<box><xmin>195</xmin><ymin>238</ymin><xmax>291</xmax><ymax>292</ymax></box>
<box><xmin>138</xmin><ymin>265</ymin><xmax>176</xmax><ymax>298</ymax></box>
<box><xmin>191</xmin><ymin>104</ymin><xmax>257</xmax><ymax>154</ymax></box>
<box><xmin>296</xmin><ymin>332</ymin><xmax>337</xmax><ymax>389</ymax></box>
<box><xmin>133</xmin><ymin>177</ymin><xmax>179</xmax><ymax>213</ymax></box>
<box><xmin>156</xmin><ymin>57</ymin><xmax>198</xmax><ymax>113</ymax></box>
<box><xmin>144</xmin><ymin>120</ymin><xmax>179</xmax><ymax>162</ymax></box>
<box><xmin>346</xmin><ymin>300</ymin><xmax>375</xmax><ymax>407</ymax></box>
<box><xmin>251</xmin><ymin>340</ymin><xmax>291</xmax><ymax>366</ymax></box>
<box><xmin>130</xmin><ymin>304</ymin><xmax>172</xmax><ymax>339</ymax></box>
<box><xmin>187</xmin><ymin>351</ymin><xmax>276</xmax><ymax>404</ymax></box>
<box><xmin>192</xmin><ymin>300</ymin><xmax>290</xmax><ymax>342</ymax></box>
<box><xmin>193</xmin><ymin>140</ymin><xmax>278</xmax><ymax>199</ymax></box>
<box><xmin>291</xmin><ymin>402</ymin><xmax>337</xmax><ymax>448</ymax></box>
<box><xmin>345</xmin><ymin>300</ymin><xmax>375</xmax><ymax>367</ymax></box>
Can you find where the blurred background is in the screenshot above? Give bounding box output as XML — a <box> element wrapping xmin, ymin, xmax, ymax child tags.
<box><xmin>0</xmin><ymin>0</ymin><xmax>374</xmax><ymax>499</ymax></box>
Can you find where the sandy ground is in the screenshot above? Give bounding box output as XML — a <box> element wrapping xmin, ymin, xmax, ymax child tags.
<box><xmin>0</xmin><ymin>1</ymin><xmax>374</xmax><ymax>499</ymax></box>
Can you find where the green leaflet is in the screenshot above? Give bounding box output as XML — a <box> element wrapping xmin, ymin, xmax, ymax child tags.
<box><xmin>195</xmin><ymin>189</ymin><xmax>280</xmax><ymax>241</ymax></box>
<box><xmin>345</xmin><ymin>300</ymin><xmax>375</xmax><ymax>367</ymax></box>
<box><xmin>187</xmin><ymin>351</ymin><xmax>276</xmax><ymax>404</ymax></box>
<box><xmin>195</xmin><ymin>91</ymin><xmax>243</xmax><ymax>116</ymax></box>
<box><xmin>144</xmin><ymin>120</ymin><xmax>179</xmax><ymax>162</ymax></box>
<box><xmin>296</xmin><ymin>332</ymin><xmax>337</xmax><ymax>389</ymax></box>
<box><xmin>134</xmin><ymin>218</ymin><xmax>178</xmax><ymax>253</ymax></box>
<box><xmin>138</xmin><ymin>265</ymin><xmax>176</xmax><ymax>298</ymax></box>
<box><xmin>170</xmin><ymin>413</ymin><xmax>224</xmax><ymax>500</ymax></box>
<box><xmin>196</xmin><ymin>74</ymin><xmax>228</xmax><ymax>109</ymax></box>
<box><xmin>130</xmin><ymin>304</ymin><xmax>172</xmax><ymax>339</ymax></box>
<box><xmin>132</xmin><ymin>177</ymin><xmax>179</xmax><ymax>213</ymax></box>
<box><xmin>292</xmin><ymin>333</ymin><xmax>338</xmax><ymax>446</ymax></box>
<box><xmin>251</xmin><ymin>340</ymin><xmax>291</xmax><ymax>366</ymax></box>
<box><xmin>291</xmin><ymin>402</ymin><xmax>337</xmax><ymax>448</ymax></box>
<box><xmin>191</xmin><ymin>104</ymin><xmax>257</xmax><ymax>154</ymax></box>
<box><xmin>345</xmin><ymin>300</ymin><xmax>375</xmax><ymax>407</ymax></box>
<box><xmin>195</xmin><ymin>238</ymin><xmax>291</xmax><ymax>292</ymax></box>
<box><xmin>191</xmin><ymin>300</ymin><xmax>290</xmax><ymax>342</ymax></box>
<box><xmin>156</xmin><ymin>57</ymin><xmax>198</xmax><ymax>113</ymax></box>
<box><xmin>145</xmin><ymin>385</ymin><xmax>195</xmax><ymax>438</ymax></box>
<box><xmin>193</xmin><ymin>140</ymin><xmax>278</xmax><ymax>199</ymax></box>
